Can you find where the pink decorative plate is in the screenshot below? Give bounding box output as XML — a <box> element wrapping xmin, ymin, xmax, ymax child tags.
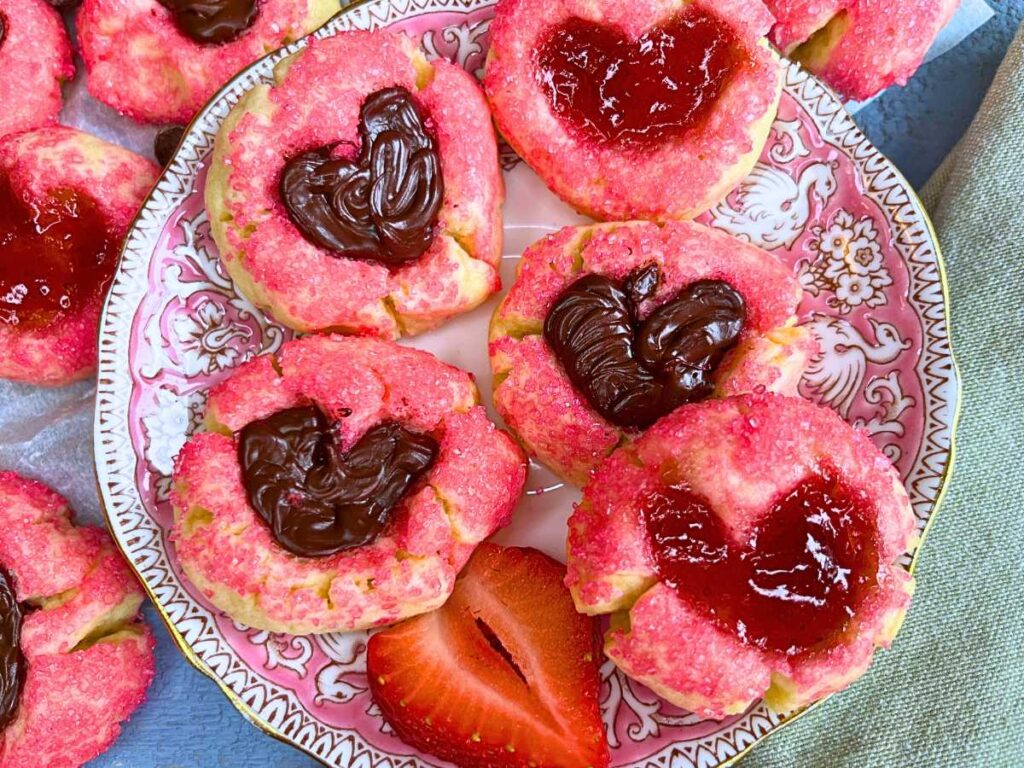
<box><xmin>94</xmin><ymin>1</ymin><xmax>960</xmax><ymax>765</ymax></box>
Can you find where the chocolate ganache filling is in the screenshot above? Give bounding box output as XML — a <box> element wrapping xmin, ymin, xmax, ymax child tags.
<box><xmin>157</xmin><ymin>0</ymin><xmax>258</xmax><ymax>45</ymax></box>
<box><xmin>238</xmin><ymin>405</ymin><xmax>439</xmax><ymax>558</ymax></box>
<box><xmin>0</xmin><ymin>567</ymin><xmax>24</xmax><ymax>730</ymax></box>
<box><xmin>279</xmin><ymin>87</ymin><xmax>444</xmax><ymax>266</ymax></box>
<box><xmin>544</xmin><ymin>263</ymin><xmax>746</xmax><ymax>429</ymax></box>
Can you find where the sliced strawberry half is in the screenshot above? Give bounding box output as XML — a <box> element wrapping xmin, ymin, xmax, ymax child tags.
<box><xmin>367</xmin><ymin>543</ymin><xmax>609</xmax><ymax>768</ymax></box>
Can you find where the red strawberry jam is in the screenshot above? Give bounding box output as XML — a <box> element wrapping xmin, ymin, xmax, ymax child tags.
<box><xmin>0</xmin><ymin>174</ymin><xmax>117</xmax><ymax>329</ymax></box>
<box><xmin>642</xmin><ymin>465</ymin><xmax>880</xmax><ymax>656</ymax></box>
<box><xmin>536</xmin><ymin>7</ymin><xmax>744</xmax><ymax>148</ymax></box>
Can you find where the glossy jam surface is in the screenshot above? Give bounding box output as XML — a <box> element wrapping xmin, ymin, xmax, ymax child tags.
<box><xmin>544</xmin><ymin>263</ymin><xmax>745</xmax><ymax>429</ymax></box>
<box><xmin>238</xmin><ymin>405</ymin><xmax>438</xmax><ymax>558</ymax></box>
<box><xmin>0</xmin><ymin>174</ymin><xmax>117</xmax><ymax>329</ymax></box>
<box><xmin>0</xmin><ymin>566</ymin><xmax>24</xmax><ymax>731</ymax></box>
<box><xmin>643</xmin><ymin>466</ymin><xmax>880</xmax><ymax>656</ymax></box>
<box><xmin>280</xmin><ymin>87</ymin><xmax>444</xmax><ymax>266</ymax></box>
<box><xmin>157</xmin><ymin>0</ymin><xmax>259</xmax><ymax>45</ymax></box>
<box><xmin>536</xmin><ymin>9</ymin><xmax>742</xmax><ymax>148</ymax></box>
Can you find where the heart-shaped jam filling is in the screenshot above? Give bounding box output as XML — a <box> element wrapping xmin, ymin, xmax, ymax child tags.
<box><xmin>642</xmin><ymin>465</ymin><xmax>880</xmax><ymax>656</ymax></box>
<box><xmin>0</xmin><ymin>175</ymin><xmax>117</xmax><ymax>329</ymax></box>
<box><xmin>238</xmin><ymin>405</ymin><xmax>438</xmax><ymax>558</ymax></box>
<box><xmin>535</xmin><ymin>8</ymin><xmax>744</xmax><ymax>148</ymax></box>
<box><xmin>0</xmin><ymin>567</ymin><xmax>24</xmax><ymax>730</ymax></box>
<box><xmin>544</xmin><ymin>263</ymin><xmax>745</xmax><ymax>430</ymax></box>
<box><xmin>280</xmin><ymin>87</ymin><xmax>444</xmax><ymax>266</ymax></box>
<box><xmin>157</xmin><ymin>0</ymin><xmax>258</xmax><ymax>45</ymax></box>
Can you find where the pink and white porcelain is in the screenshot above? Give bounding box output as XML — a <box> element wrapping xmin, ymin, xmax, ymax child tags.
<box><xmin>93</xmin><ymin>1</ymin><xmax>959</xmax><ymax>765</ymax></box>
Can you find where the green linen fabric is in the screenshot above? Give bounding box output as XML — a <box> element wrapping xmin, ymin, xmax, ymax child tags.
<box><xmin>745</xmin><ymin>25</ymin><xmax>1024</xmax><ymax>768</ymax></box>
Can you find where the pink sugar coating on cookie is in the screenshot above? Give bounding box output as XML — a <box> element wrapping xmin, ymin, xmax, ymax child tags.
<box><xmin>428</xmin><ymin>408</ymin><xmax>527</xmax><ymax>541</ymax></box>
<box><xmin>205</xmin><ymin>336</ymin><xmax>479</xmax><ymax>445</ymax></box>
<box><xmin>0</xmin><ymin>471</ymin><xmax>100</xmax><ymax>599</ymax></box>
<box><xmin>491</xmin><ymin>221</ymin><xmax>809</xmax><ymax>483</ymax></box>
<box><xmin>580</xmin><ymin>222</ymin><xmax>801</xmax><ymax>332</ymax></box>
<box><xmin>564</xmin><ymin>449</ymin><xmax>658</xmax><ymax>608</ymax></box>
<box><xmin>609</xmin><ymin>569</ymin><xmax>913</xmax><ymax>718</ymax></box>
<box><xmin>214</xmin><ymin>31</ymin><xmax>502</xmax><ymax>336</ymax></box>
<box><xmin>0</xmin><ymin>629</ymin><xmax>155</xmax><ymax>768</ymax></box>
<box><xmin>568</xmin><ymin>393</ymin><xmax>917</xmax><ymax>716</ymax></box>
<box><xmin>632</xmin><ymin>393</ymin><xmax>916</xmax><ymax>554</ymax></box>
<box><xmin>0</xmin><ymin>128</ymin><xmax>158</xmax><ymax>385</ymax></box>
<box><xmin>491</xmin><ymin>226</ymin><xmax>597</xmax><ymax>329</ymax></box>
<box><xmin>173</xmin><ymin>431</ymin><xmax>495</xmax><ymax>632</ymax></box>
<box><xmin>778</xmin><ymin>567</ymin><xmax>912</xmax><ymax>700</ymax></box>
<box><xmin>173</xmin><ymin>335</ymin><xmax>525</xmax><ymax>633</ymax></box>
<box><xmin>764</xmin><ymin>0</ymin><xmax>959</xmax><ymax>100</ymax></box>
<box><xmin>606</xmin><ymin>583</ymin><xmax>771</xmax><ymax>718</ymax></box>
<box><xmin>20</xmin><ymin>534</ymin><xmax>143</xmax><ymax>657</ymax></box>
<box><xmin>805</xmin><ymin>0</ymin><xmax>959</xmax><ymax>100</ymax></box>
<box><xmin>276</xmin><ymin>335</ymin><xmax>478</xmax><ymax>440</ymax></box>
<box><xmin>484</xmin><ymin>0</ymin><xmax>781</xmax><ymax>220</ymax></box>
<box><xmin>764</xmin><ymin>0</ymin><xmax>845</xmax><ymax>52</ymax></box>
<box><xmin>0</xmin><ymin>0</ymin><xmax>74</xmax><ymax>139</ymax></box>
<box><xmin>567</xmin><ymin>394</ymin><xmax>916</xmax><ymax>604</ymax></box>
<box><xmin>77</xmin><ymin>0</ymin><xmax>327</xmax><ymax>123</ymax></box>
<box><xmin>496</xmin><ymin>221</ymin><xmax>801</xmax><ymax>335</ymax></box>
<box><xmin>388</xmin><ymin>236</ymin><xmax>501</xmax><ymax>334</ymax></box>
<box><xmin>0</xmin><ymin>472</ymin><xmax>153</xmax><ymax>767</ymax></box>
<box><xmin>204</xmin><ymin>353</ymin><xmax>297</xmax><ymax>433</ymax></box>
<box><xmin>714</xmin><ymin>329</ymin><xmax>818</xmax><ymax>398</ymax></box>
<box><xmin>491</xmin><ymin>334</ymin><xmax>620</xmax><ymax>486</ymax></box>
<box><xmin>415</xmin><ymin>62</ymin><xmax>505</xmax><ymax>262</ymax></box>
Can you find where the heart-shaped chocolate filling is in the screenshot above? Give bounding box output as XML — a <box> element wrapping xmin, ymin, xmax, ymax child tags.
<box><xmin>280</xmin><ymin>87</ymin><xmax>444</xmax><ymax>266</ymax></box>
<box><xmin>643</xmin><ymin>465</ymin><xmax>880</xmax><ymax>656</ymax></box>
<box><xmin>157</xmin><ymin>0</ymin><xmax>258</xmax><ymax>45</ymax></box>
<box><xmin>544</xmin><ymin>263</ymin><xmax>745</xmax><ymax>430</ymax></box>
<box><xmin>0</xmin><ymin>567</ymin><xmax>24</xmax><ymax>730</ymax></box>
<box><xmin>238</xmin><ymin>405</ymin><xmax>438</xmax><ymax>558</ymax></box>
<box><xmin>535</xmin><ymin>8</ymin><xmax>742</xmax><ymax>148</ymax></box>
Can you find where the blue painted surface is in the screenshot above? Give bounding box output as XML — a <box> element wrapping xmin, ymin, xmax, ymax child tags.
<box><xmin>90</xmin><ymin>4</ymin><xmax>1023</xmax><ymax>767</ymax></box>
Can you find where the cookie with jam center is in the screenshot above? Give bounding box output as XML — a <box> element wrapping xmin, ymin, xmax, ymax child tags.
<box><xmin>76</xmin><ymin>0</ymin><xmax>337</xmax><ymax>124</ymax></box>
<box><xmin>483</xmin><ymin>0</ymin><xmax>783</xmax><ymax>221</ymax></box>
<box><xmin>489</xmin><ymin>220</ymin><xmax>816</xmax><ymax>484</ymax></box>
<box><xmin>566</xmin><ymin>393</ymin><xmax>917</xmax><ymax>719</ymax></box>
<box><xmin>765</xmin><ymin>0</ymin><xmax>961</xmax><ymax>101</ymax></box>
<box><xmin>0</xmin><ymin>0</ymin><xmax>74</xmax><ymax>140</ymax></box>
<box><xmin>205</xmin><ymin>30</ymin><xmax>504</xmax><ymax>337</ymax></box>
<box><xmin>0</xmin><ymin>127</ymin><xmax>158</xmax><ymax>386</ymax></box>
<box><xmin>171</xmin><ymin>335</ymin><xmax>527</xmax><ymax>634</ymax></box>
<box><xmin>0</xmin><ymin>471</ymin><xmax>155</xmax><ymax>767</ymax></box>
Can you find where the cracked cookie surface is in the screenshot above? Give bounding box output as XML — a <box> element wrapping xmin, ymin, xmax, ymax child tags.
<box><xmin>0</xmin><ymin>471</ymin><xmax>154</xmax><ymax>768</ymax></box>
<box><xmin>171</xmin><ymin>335</ymin><xmax>527</xmax><ymax>634</ymax></box>
<box><xmin>0</xmin><ymin>0</ymin><xmax>74</xmax><ymax>140</ymax></box>
<box><xmin>77</xmin><ymin>0</ymin><xmax>337</xmax><ymax>124</ymax></box>
<box><xmin>205</xmin><ymin>30</ymin><xmax>504</xmax><ymax>338</ymax></box>
<box><xmin>483</xmin><ymin>0</ymin><xmax>783</xmax><ymax>221</ymax></box>
<box><xmin>489</xmin><ymin>220</ymin><xmax>816</xmax><ymax>484</ymax></box>
<box><xmin>565</xmin><ymin>394</ymin><xmax>917</xmax><ymax>718</ymax></box>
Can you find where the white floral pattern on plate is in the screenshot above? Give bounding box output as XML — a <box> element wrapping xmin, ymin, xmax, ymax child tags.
<box><xmin>94</xmin><ymin>2</ymin><xmax>959</xmax><ymax>766</ymax></box>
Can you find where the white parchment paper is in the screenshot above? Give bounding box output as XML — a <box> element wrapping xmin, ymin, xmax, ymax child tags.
<box><xmin>0</xmin><ymin>1</ymin><xmax>992</xmax><ymax>526</ymax></box>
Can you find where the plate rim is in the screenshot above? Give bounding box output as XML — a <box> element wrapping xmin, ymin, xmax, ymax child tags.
<box><xmin>91</xmin><ymin>0</ymin><xmax>962</xmax><ymax>765</ymax></box>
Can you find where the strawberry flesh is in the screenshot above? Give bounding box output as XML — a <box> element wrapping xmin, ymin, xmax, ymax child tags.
<box><xmin>368</xmin><ymin>544</ymin><xmax>609</xmax><ymax>768</ymax></box>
